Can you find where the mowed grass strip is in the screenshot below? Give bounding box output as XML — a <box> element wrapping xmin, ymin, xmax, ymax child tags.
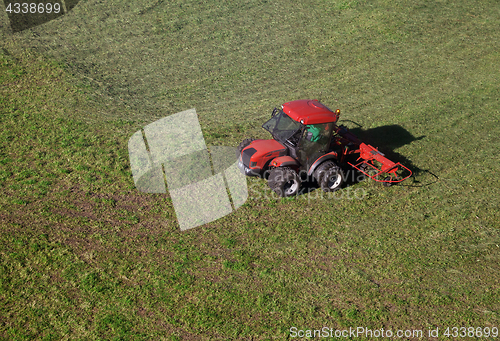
<box><xmin>1</xmin><ymin>0</ymin><xmax>500</xmax><ymax>339</ymax></box>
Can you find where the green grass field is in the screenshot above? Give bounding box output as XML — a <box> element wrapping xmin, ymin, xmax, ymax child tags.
<box><xmin>1</xmin><ymin>0</ymin><xmax>500</xmax><ymax>339</ymax></box>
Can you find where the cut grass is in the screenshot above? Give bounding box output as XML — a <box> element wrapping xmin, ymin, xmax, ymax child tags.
<box><xmin>1</xmin><ymin>0</ymin><xmax>500</xmax><ymax>339</ymax></box>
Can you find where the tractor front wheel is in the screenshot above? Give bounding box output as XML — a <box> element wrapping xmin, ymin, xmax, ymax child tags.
<box><xmin>268</xmin><ymin>167</ymin><xmax>301</xmax><ymax>197</ymax></box>
<box><xmin>314</xmin><ymin>161</ymin><xmax>344</xmax><ymax>192</ymax></box>
<box><xmin>236</xmin><ymin>138</ymin><xmax>255</xmax><ymax>157</ymax></box>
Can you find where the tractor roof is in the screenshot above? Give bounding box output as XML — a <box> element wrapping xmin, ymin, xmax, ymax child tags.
<box><xmin>282</xmin><ymin>99</ymin><xmax>339</xmax><ymax>125</ymax></box>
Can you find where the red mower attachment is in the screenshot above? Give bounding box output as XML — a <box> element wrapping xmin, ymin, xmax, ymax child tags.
<box><xmin>348</xmin><ymin>143</ymin><xmax>412</xmax><ymax>186</ymax></box>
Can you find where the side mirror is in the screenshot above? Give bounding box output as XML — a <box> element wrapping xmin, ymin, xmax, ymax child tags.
<box><xmin>272</xmin><ymin>108</ymin><xmax>278</xmax><ymax>117</ymax></box>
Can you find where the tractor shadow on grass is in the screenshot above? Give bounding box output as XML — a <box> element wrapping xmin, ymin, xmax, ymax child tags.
<box><xmin>350</xmin><ymin>124</ymin><xmax>424</xmax><ymax>171</ymax></box>
<box><xmin>346</xmin><ymin>124</ymin><xmax>439</xmax><ymax>188</ymax></box>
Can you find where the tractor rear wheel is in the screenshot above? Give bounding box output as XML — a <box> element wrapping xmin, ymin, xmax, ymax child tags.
<box><xmin>268</xmin><ymin>167</ymin><xmax>301</xmax><ymax>197</ymax></box>
<box><xmin>314</xmin><ymin>161</ymin><xmax>344</xmax><ymax>192</ymax></box>
<box><xmin>236</xmin><ymin>138</ymin><xmax>255</xmax><ymax>157</ymax></box>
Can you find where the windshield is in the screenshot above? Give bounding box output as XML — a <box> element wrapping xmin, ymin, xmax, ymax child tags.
<box><xmin>262</xmin><ymin>110</ymin><xmax>302</xmax><ymax>143</ymax></box>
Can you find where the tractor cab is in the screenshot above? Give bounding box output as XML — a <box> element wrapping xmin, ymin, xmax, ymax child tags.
<box><xmin>237</xmin><ymin>99</ymin><xmax>342</xmax><ymax>180</ymax></box>
<box><xmin>297</xmin><ymin>122</ymin><xmax>334</xmax><ymax>171</ymax></box>
<box><xmin>260</xmin><ymin>100</ymin><xmax>340</xmax><ymax>171</ymax></box>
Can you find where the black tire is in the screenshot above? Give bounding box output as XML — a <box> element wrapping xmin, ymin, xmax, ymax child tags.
<box><xmin>267</xmin><ymin>167</ymin><xmax>301</xmax><ymax>197</ymax></box>
<box><xmin>314</xmin><ymin>161</ymin><xmax>344</xmax><ymax>192</ymax></box>
<box><xmin>236</xmin><ymin>138</ymin><xmax>255</xmax><ymax>158</ymax></box>
<box><xmin>383</xmin><ymin>176</ymin><xmax>393</xmax><ymax>187</ymax></box>
<box><xmin>357</xmin><ymin>163</ymin><xmax>369</xmax><ymax>182</ymax></box>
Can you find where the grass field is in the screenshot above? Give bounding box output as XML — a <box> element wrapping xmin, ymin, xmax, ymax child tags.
<box><xmin>1</xmin><ymin>0</ymin><xmax>500</xmax><ymax>339</ymax></box>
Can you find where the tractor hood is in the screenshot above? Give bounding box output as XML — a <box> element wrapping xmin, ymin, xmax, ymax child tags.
<box><xmin>240</xmin><ymin>139</ymin><xmax>287</xmax><ymax>172</ymax></box>
<box><xmin>246</xmin><ymin>139</ymin><xmax>286</xmax><ymax>156</ymax></box>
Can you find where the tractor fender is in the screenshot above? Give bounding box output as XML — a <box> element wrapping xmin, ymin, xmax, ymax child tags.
<box><xmin>270</xmin><ymin>156</ymin><xmax>299</xmax><ymax>168</ymax></box>
<box><xmin>307</xmin><ymin>152</ymin><xmax>338</xmax><ymax>177</ymax></box>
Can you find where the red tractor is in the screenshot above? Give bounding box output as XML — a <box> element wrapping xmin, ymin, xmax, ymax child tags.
<box><xmin>237</xmin><ymin>99</ymin><xmax>412</xmax><ymax>197</ymax></box>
